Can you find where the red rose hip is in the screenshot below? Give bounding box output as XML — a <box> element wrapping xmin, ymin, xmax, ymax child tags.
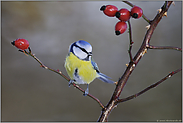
<box><xmin>115</xmin><ymin>21</ymin><xmax>127</xmax><ymax>35</ymax></box>
<box><xmin>131</xmin><ymin>6</ymin><xmax>143</xmax><ymax>19</ymax></box>
<box><xmin>11</xmin><ymin>38</ymin><xmax>29</xmax><ymax>50</ymax></box>
<box><xmin>115</xmin><ymin>8</ymin><xmax>131</xmax><ymax>21</ymax></box>
<box><xmin>100</xmin><ymin>5</ymin><xmax>118</xmax><ymax>17</ymax></box>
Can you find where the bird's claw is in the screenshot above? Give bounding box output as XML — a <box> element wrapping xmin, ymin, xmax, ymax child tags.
<box><xmin>68</xmin><ymin>80</ymin><xmax>75</xmax><ymax>87</ymax></box>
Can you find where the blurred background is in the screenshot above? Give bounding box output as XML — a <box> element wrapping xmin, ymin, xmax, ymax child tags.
<box><xmin>2</xmin><ymin>1</ymin><xmax>182</xmax><ymax>122</ymax></box>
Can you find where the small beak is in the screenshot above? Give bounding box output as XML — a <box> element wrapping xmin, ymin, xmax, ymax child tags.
<box><xmin>88</xmin><ymin>52</ymin><xmax>92</xmax><ymax>56</ymax></box>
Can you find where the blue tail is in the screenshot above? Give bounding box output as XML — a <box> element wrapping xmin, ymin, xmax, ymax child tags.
<box><xmin>97</xmin><ymin>72</ymin><xmax>115</xmax><ymax>84</ymax></box>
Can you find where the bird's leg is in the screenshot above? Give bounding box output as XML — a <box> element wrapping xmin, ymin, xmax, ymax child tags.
<box><xmin>68</xmin><ymin>80</ymin><xmax>75</xmax><ymax>87</ymax></box>
<box><xmin>83</xmin><ymin>84</ymin><xmax>89</xmax><ymax>96</ymax></box>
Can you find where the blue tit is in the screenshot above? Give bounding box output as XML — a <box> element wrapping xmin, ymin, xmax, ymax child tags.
<box><xmin>64</xmin><ymin>40</ymin><xmax>114</xmax><ymax>96</ymax></box>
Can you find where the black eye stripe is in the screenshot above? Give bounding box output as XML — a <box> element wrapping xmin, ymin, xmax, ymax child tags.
<box><xmin>74</xmin><ymin>44</ymin><xmax>91</xmax><ymax>55</ymax></box>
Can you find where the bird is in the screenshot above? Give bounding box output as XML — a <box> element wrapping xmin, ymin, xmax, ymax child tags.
<box><xmin>64</xmin><ymin>40</ymin><xmax>115</xmax><ymax>96</ymax></box>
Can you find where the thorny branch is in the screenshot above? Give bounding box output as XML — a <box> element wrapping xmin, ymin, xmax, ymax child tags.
<box><xmin>97</xmin><ymin>1</ymin><xmax>181</xmax><ymax>122</ymax></box>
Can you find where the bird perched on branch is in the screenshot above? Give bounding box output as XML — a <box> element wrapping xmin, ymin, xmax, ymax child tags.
<box><xmin>64</xmin><ymin>40</ymin><xmax>114</xmax><ymax>96</ymax></box>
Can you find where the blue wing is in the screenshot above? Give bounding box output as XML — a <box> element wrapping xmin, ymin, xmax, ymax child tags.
<box><xmin>91</xmin><ymin>58</ymin><xmax>100</xmax><ymax>73</ymax></box>
<box><xmin>91</xmin><ymin>58</ymin><xmax>114</xmax><ymax>84</ymax></box>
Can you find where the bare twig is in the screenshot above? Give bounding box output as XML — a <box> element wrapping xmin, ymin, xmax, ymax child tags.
<box><xmin>123</xmin><ymin>1</ymin><xmax>133</xmax><ymax>7</ymax></box>
<box><xmin>116</xmin><ymin>68</ymin><xmax>182</xmax><ymax>104</ymax></box>
<box><xmin>127</xmin><ymin>20</ymin><xmax>133</xmax><ymax>62</ymax></box>
<box><xmin>148</xmin><ymin>45</ymin><xmax>182</xmax><ymax>52</ymax></box>
<box><xmin>21</xmin><ymin>48</ymin><xmax>105</xmax><ymax>108</ymax></box>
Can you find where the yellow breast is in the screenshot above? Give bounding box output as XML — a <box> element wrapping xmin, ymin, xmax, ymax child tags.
<box><xmin>64</xmin><ymin>52</ymin><xmax>97</xmax><ymax>84</ymax></box>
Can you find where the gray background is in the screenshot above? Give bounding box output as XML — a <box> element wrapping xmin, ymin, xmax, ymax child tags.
<box><xmin>2</xmin><ymin>1</ymin><xmax>182</xmax><ymax>122</ymax></box>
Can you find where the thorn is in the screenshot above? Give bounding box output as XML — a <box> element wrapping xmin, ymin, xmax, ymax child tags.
<box><xmin>163</xmin><ymin>12</ymin><xmax>167</xmax><ymax>17</ymax></box>
<box><xmin>145</xmin><ymin>25</ymin><xmax>150</xmax><ymax>30</ymax></box>
<box><xmin>157</xmin><ymin>8</ymin><xmax>162</xmax><ymax>13</ymax></box>
<box><xmin>130</xmin><ymin>66</ymin><xmax>133</xmax><ymax>72</ymax></box>
<box><xmin>40</xmin><ymin>65</ymin><xmax>48</xmax><ymax>69</ymax></box>
<box><xmin>114</xmin><ymin>105</ymin><xmax>117</xmax><ymax>108</ymax></box>
<box><xmin>142</xmin><ymin>48</ymin><xmax>148</xmax><ymax>55</ymax></box>
<box><xmin>172</xmin><ymin>1</ymin><xmax>175</xmax><ymax>6</ymax></box>
<box><xmin>114</xmin><ymin>81</ymin><xmax>118</xmax><ymax>85</ymax></box>
<box><xmin>126</xmin><ymin>64</ymin><xmax>129</xmax><ymax>67</ymax></box>
<box><xmin>57</xmin><ymin>69</ymin><xmax>62</xmax><ymax>74</ymax></box>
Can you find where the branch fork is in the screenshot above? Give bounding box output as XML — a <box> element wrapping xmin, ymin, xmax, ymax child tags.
<box><xmin>13</xmin><ymin>1</ymin><xmax>181</xmax><ymax>122</ymax></box>
<box><xmin>98</xmin><ymin>1</ymin><xmax>181</xmax><ymax>122</ymax></box>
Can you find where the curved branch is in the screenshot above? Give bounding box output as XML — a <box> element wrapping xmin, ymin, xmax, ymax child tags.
<box><xmin>98</xmin><ymin>1</ymin><xmax>173</xmax><ymax>122</ymax></box>
<box><xmin>21</xmin><ymin>48</ymin><xmax>105</xmax><ymax>108</ymax></box>
<box><xmin>116</xmin><ymin>68</ymin><xmax>182</xmax><ymax>104</ymax></box>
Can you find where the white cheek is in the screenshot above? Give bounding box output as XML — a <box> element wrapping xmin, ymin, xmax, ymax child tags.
<box><xmin>73</xmin><ymin>47</ymin><xmax>87</xmax><ymax>59</ymax></box>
